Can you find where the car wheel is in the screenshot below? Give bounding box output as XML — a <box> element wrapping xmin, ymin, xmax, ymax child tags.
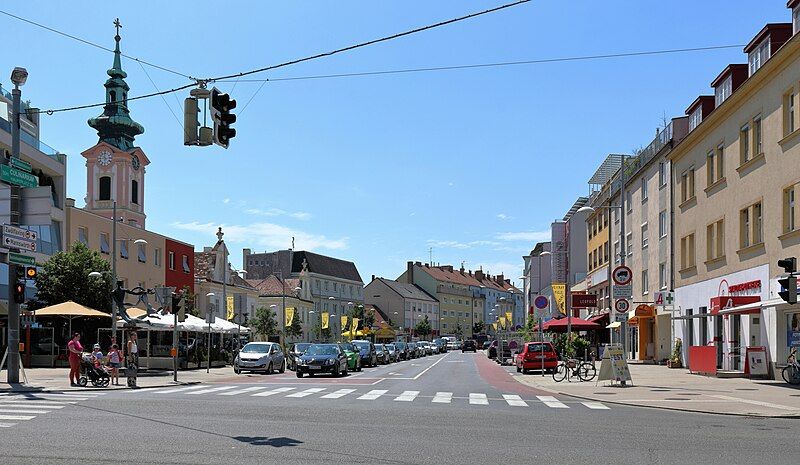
<box><xmin>516</xmin><ymin>365</ymin><xmax>521</xmax><ymax>373</ymax></box>
<box><xmin>267</xmin><ymin>362</ymin><xmax>273</xmax><ymax>375</ymax></box>
<box><xmin>356</xmin><ymin>360</ymin><xmax>362</xmax><ymax>372</ymax></box>
<box><xmin>296</xmin><ymin>371</ymin><xmax>303</xmax><ymax>378</ymax></box>
<box><xmin>279</xmin><ymin>360</ymin><xmax>285</xmax><ymax>373</ymax></box>
<box><xmin>308</xmin><ymin>372</ymin><xmax>315</xmax><ymax>377</ymax></box>
<box><xmin>234</xmin><ymin>365</ymin><xmax>241</xmax><ymax>375</ymax></box>
<box><xmin>342</xmin><ymin>363</ymin><xmax>348</xmax><ymax>377</ymax></box>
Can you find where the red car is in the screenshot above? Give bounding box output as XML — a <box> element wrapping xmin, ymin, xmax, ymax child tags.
<box><xmin>516</xmin><ymin>342</ymin><xmax>559</xmax><ymax>374</ymax></box>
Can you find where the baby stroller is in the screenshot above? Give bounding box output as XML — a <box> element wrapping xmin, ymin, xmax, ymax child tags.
<box><xmin>78</xmin><ymin>354</ymin><xmax>110</xmax><ymax>387</ymax></box>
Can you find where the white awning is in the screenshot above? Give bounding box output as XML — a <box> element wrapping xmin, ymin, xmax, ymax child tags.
<box><xmin>606</xmin><ymin>322</ymin><xmax>621</xmax><ymax>329</ymax></box>
<box><xmin>718</xmin><ymin>297</ymin><xmax>784</xmax><ymax>315</ymax></box>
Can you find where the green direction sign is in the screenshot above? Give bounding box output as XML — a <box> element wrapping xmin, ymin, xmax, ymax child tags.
<box><xmin>8</xmin><ymin>157</ymin><xmax>32</xmax><ymax>173</ymax></box>
<box><xmin>9</xmin><ymin>252</ymin><xmax>35</xmax><ymax>266</ymax></box>
<box><xmin>0</xmin><ymin>164</ymin><xmax>38</xmax><ymax>188</ymax></box>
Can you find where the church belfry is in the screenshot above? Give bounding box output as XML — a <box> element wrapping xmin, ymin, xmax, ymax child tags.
<box><xmin>81</xmin><ymin>19</ymin><xmax>149</xmax><ymax>228</ymax></box>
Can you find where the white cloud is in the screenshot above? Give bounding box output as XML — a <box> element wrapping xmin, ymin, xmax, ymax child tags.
<box><xmin>426</xmin><ymin>239</ymin><xmax>503</xmax><ymax>250</ymax></box>
<box><xmin>472</xmin><ymin>261</ymin><xmax>525</xmax><ymax>286</ymax></box>
<box><xmin>243</xmin><ymin>207</ymin><xmax>311</xmax><ymax>221</ymax></box>
<box><xmin>496</xmin><ymin>213</ymin><xmax>510</xmax><ymax>220</ymax></box>
<box><xmin>172</xmin><ymin>221</ymin><xmax>347</xmax><ymax>251</ymax></box>
<box><xmin>495</xmin><ymin>229</ymin><xmax>551</xmax><ymax>242</ymax></box>
<box><xmin>223</xmin><ymin>198</ymin><xmax>230</xmax><ymax>204</ymax></box>
<box><xmin>448</xmin><ymin>182</ymin><xmax>454</xmax><ymax>187</ymax></box>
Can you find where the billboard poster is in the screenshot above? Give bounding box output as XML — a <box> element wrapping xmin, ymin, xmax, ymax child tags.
<box><xmin>788</xmin><ymin>313</ymin><xmax>800</xmax><ymax>350</ymax></box>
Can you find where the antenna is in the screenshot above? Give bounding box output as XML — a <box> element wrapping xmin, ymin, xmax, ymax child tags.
<box><xmin>428</xmin><ymin>247</ymin><xmax>433</xmax><ymax>265</ymax></box>
<box><xmin>291</xmin><ymin>236</ymin><xmax>295</xmax><ymax>250</ymax></box>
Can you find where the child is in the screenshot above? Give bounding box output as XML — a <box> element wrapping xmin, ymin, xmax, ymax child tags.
<box><xmin>107</xmin><ymin>344</ymin><xmax>122</xmax><ymax>385</ymax></box>
<box><xmin>91</xmin><ymin>344</ymin><xmax>105</xmax><ymax>369</ymax></box>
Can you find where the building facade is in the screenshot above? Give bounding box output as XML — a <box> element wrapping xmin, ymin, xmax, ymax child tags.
<box><xmin>364</xmin><ymin>277</ymin><xmax>439</xmax><ymax>338</ymax></box>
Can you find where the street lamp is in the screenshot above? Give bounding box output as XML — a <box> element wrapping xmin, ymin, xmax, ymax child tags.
<box><xmin>205</xmin><ymin>292</ymin><xmax>215</xmax><ymax>373</ymax></box>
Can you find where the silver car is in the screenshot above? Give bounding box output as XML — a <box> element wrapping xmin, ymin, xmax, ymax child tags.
<box><xmin>385</xmin><ymin>343</ymin><xmax>400</xmax><ymax>362</ymax></box>
<box><xmin>234</xmin><ymin>342</ymin><xmax>286</xmax><ymax>374</ymax></box>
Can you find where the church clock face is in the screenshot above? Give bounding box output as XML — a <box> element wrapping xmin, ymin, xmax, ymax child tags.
<box><xmin>131</xmin><ymin>154</ymin><xmax>140</xmax><ymax>171</ymax></box>
<box><xmin>98</xmin><ymin>150</ymin><xmax>112</xmax><ymax>166</ymax></box>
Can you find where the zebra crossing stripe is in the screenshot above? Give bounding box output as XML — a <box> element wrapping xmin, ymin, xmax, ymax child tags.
<box><xmin>0</xmin><ymin>422</ymin><xmax>15</xmax><ymax>427</ymax></box>
<box><xmin>394</xmin><ymin>391</ymin><xmax>419</xmax><ymax>402</ymax></box>
<box><xmin>582</xmin><ymin>401</ymin><xmax>610</xmax><ymax>410</ymax></box>
<box><xmin>286</xmin><ymin>388</ymin><xmax>325</xmax><ymax>398</ymax></box>
<box><xmin>0</xmin><ymin>402</ymin><xmax>66</xmax><ymax>408</ymax></box>
<box><xmin>219</xmin><ymin>386</ymin><xmax>272</xmax><ymax>396</ymax></box>
<box><xmin>188</xmin><ymin>386</ymin><xmax>239</xmax><ymax>395</ymax></box>
<box><xmin>502</xmin><ymin>394</ymin><xmax>528</xmax><ymax>407</ymax></box>
<box><xmin>251</xmin><ymin>387</ymin><xmax>295</xmax><ymax>397</ymax></box>
<box><xmin>432</xmin><ymin>392</ymin><xmax>452</xmax><ymax>403</ymax></box>
<box><xmin>0</xmin><ymin>408</ymin><xmax>51</xmax><ymax>414</ymax></box>
<box><xmin>151</xmin><ymin>385</ymin><xmax>206</xmax><ymax>394</ymax></box>
<box><xmin>357</xmin><ymin>390</ymin><xmax>387</xmax><ymax>400</ymax></box>
<box><xmin>537</xmin><ymin>396</ymin><xmax>569</xmax><ymax>409</ymax></box>
<box><xmin>321</xmin><ymin>389</ymin><xmax>357</xmax><ymax>399</ymax></box>
<box><xmin>0</xmin><ymin>414</ymin><xmax>36</xmax><ymax>421</ymax></box>
<box><xmin>469</xmin><ymin>393</ymin><xmax>489</xmax><ymax>405</ymax></box>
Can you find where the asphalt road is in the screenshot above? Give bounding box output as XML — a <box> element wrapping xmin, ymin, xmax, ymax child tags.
<box><xmin>1</xmin><ymin>350</ymin><xmax>799</xmax><ymax>464</ymax></box>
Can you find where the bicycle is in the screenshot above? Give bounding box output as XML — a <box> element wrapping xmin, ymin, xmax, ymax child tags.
<box><xmin>782</xmin><ymin>348</ymin><xmax>800</xmax><ymax>385</ymax></box>
<box><xmin>552</xmin><ymin>358</ymin><xmax>596</xmax><ymax>382</ymax></box>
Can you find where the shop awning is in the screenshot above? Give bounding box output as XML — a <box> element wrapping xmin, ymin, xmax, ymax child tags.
<box><xmin>606</xmin><ymin>321</ymin><xmax>621</xmax><ymax>329</ymax></box>
<box><xmin>34</xmin><ymin>301</ymin><xmax>109</xmax><ymax>318</ymax></box>
<box><xmin>587</xmin><ymin>313</ymin><xmax>609</xmax><ymax>323</ymax></box>
<box><xmin>628</xmin><ymin>304</ymin><xmax>655</xmax><ymax>326</ymax></box>
<box><xmin>710</xmin><ymin>295</ymin><xmax>760</xmax><ymax>315</ymax></box>
<box><xmin>718</xmin><ymin>297</ymin><xmax>784</xmax><ymax>315</ymax></box>
<box><xmin>534</xmin><ymin>316</ymin><xmax>603</xmax><ymax>332</ymax></box>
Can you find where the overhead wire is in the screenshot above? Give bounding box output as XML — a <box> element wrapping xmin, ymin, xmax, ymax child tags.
<box><xmin>137</xmin><ymin>61</ymin><xmax>184</xmax><ymax>130</ymax></box>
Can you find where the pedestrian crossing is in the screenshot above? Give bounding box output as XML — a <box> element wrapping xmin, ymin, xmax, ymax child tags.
<box><xmin>0</xmin><ymin>391</ymin><xmax>104</xmax><ymax>429</ymax></box>
<box><xmin>127</xmin><ymin>385</ymin><xmax>610</xmax><ymax>410</ymax></box>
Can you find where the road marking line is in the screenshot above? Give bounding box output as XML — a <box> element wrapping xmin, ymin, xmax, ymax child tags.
<box><xmin>0</xmin><ymin>414</ymin><xmax>35</xmax><ymax>421</ymax></box>
<box><xmin>0</xmin><ymin>422</ymin><xmax>17</xmax><ymax>427</ymax></box>
<box><xmin>0</xmin><ymin>402</ymin><xmax>67</xmax><ymax>408</ymax></box>
<box><xmin>412</xmin><ymin>352</ymin><xmax>451</xmax><ymax>380</ymax></box>
<box><xmin>394</xmin><ymin>391</ymin><xmax>420</xmax><ymax>402</ymax></box>
<box><xmin>0</xmin><ymin>395</ymin><xmax>87</xmax><ymax>402</ymax></box>
<box><xmin>117</xmin><ymin>388</ymin><xmax>161</xmax><ymax>394</ymax></box>
<box><xmin>432</xmin><ymin>392</ymin><xmax>452</xmax><ymax>403</ymax></box>
<box><xmin>537</xmin><ymin>396</ymin><xmax>569</xmax><ymax>409</ymax></box>
<box><xmin>711</xmin><ymin>395</ymin><xmax>798</xmax><ymax>411</ymax></box>
<box><xmin>581</xmin><ymin>401</ymin><xmax>610</xmax><ymax>410</ymax></box>
<box><xmin>321</xmin><ymin>389</ymin><xmax>357</xmax><ymax>399</ymax></box>
<box><xmin>219</xmin><ymin>386</ymin><xmax>272</xmax><ymax>396</ymax></box>
<box><xmin>0</xmin><ymin>408</ymin><xmax>50</xmax><ymax>414</ymax></box>
<box><xmin>286</xmin><ymin>388</ymin><xmax>326</xmax><ymax>398</ymax></box>
<box><xmin>469</xmin><ymin>393</ymin><xmax>489</xmax><ymax>405</ymax></box>
<box><xmin>151</xmin><ymin>385</ymin><xmax>207</xmax><ymax>394</ymax></box>
<box><xmin>188</xmin><ymin>386</ymin><xmax>239</xmax><ymax>395</ymax></box>
<box><xmin>0</xmin><ymin>393</ymin><xmax>95</xmax><ymax>400</ymax></box>
<box><xmin>503</xmin><ymin>394</ymin><xmax>528</xmax><ymax>407</ymax></box>
<box><xmin>357</xmin><ymin>389</ymin><xmax>388</xmax><ymax>400</ymax></box>
<box><xmin>251</xmin><ymin>387</ymin><xmax>296</xmax><ymax>397</ymax></box>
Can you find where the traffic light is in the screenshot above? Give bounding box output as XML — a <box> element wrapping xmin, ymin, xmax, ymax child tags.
<box><xmin>25</xmin><ymin>266</ymin><xmax>37</xmax><ymax>280</ymax></box>
<box><xmin>779</xmin><ymin>275</ymin><xmax>798</xmax><ymax>305</ymax></box>
<box><xmin>172</xmin><ymin>294</ymin><xmax>186</xmax><ymax>322</ymax></box>
<box><xmin>13</xmin><ymin>281</ymin><xmax>25</xmax><ymax>304</ymax></box>
<box><xmin>210</xmin><ymin>87</ymin><xmax>236</xmax><ymax>148</ymax></box>
<box><xmin>779</xmin><ymin>257</ymin><xmax>797</xmax><ymax>273</ymax></box>
<box><xmin>14</xmin><ymin>265</ymin><xmax>24</xmax><ymax>281</ymax></box>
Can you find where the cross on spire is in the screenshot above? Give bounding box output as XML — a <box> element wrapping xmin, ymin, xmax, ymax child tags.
<box><xmin>113</xmin><ymin>18</ymin><xmax>122</xmax><ymax>37</ymax></box>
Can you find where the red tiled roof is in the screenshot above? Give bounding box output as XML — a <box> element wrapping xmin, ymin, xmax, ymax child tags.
<box><xmin>247</xmin><ymin>275</ymin><xmax>301</xmax><ymax>296</ymax></box>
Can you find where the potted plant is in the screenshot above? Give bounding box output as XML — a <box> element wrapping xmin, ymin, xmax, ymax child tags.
<box><xmin>668</xmin><ymin>338</ymin><xmax>682</xmax><ymax>368</ymax></box>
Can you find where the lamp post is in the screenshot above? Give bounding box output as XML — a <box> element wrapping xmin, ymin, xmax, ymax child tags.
<box><xmin>110</xmin><ymin>226</ymin><xmax>148</xmax><ymax>341</ymax></box>
<box><xmin>309</xmin><ymin>311</ymin><xmax>316</xmax><ymax>342</ymax></box>
<box><xmin>205</xmin><ymin>292</ymin><xmax>215</xmax><ymax>373</ymax></box>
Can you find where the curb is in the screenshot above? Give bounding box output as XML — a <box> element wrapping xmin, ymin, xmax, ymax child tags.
<box><xmin>1</xmin><ymin>381</ymin><xmax>201</xmax><ymax>394</ymax></box>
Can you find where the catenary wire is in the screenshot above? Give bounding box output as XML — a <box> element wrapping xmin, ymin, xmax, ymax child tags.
<box><xmin>137</xmin><ymin>61</ymin><xmax>184</xmax><ymax>130</ymax></box>
<box><xmin>0</xmin><ymin>9</ymin><xmax>195</xmax><ymax>80</ymax></box>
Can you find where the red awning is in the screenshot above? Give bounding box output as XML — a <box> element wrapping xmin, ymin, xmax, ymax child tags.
<box><xmin>534</xmin><ymin>317</ymin><xmax>603</xmax><ymax>332</ymax></box>
<box><xmin>709</xmin><ymin>296</ymin><xmax>760</xmax><ymax>315</ymax></box>
<box><xmin>587</xmin><ymin>313</ymin><xmax>609</xmax><ymax>323</ymax></box>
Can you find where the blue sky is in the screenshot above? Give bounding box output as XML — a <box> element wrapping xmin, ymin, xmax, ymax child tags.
<box><xmin>0</xmin><ymin>1</ymin><xmax>789</xmax><ymax>286</ymax></box>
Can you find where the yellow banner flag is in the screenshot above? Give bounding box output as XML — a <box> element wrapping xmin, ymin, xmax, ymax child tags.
<box><xmin>351</xmin><ymin>317</ymin><xmax>359</xmax><ymax>332</ymax></box>
<box><xmin>552</xmin><ymin>283</ymin><xmax>566</xmax><ymax>315</ymax></box>
<box><xmin>499</xmin><ymin>316</ymin><xmax>507</xmax><ymax>329</ymax></box>
<box><xmin>285</xmin><ymin>307</ymin><xmax>295</xmax><ymax>327</ymax></box>
<box><xmin>505</xmin><ymin>311</ymin><xmax>513</xmax><ymax>324</ymax></box>
<box><xmin>321</xmin><ymin>312</ymin><xmax>329</xmax><ymax>329</ymax></box>
<box><xmin>340</xmin><ymin>315</ymin><xmax>348</xmax><ymax>330</ymax></box>
<box><xmin>226</xmin><ymin>296</ymin><xmax>235</xmax><ymax>320</ymax></box>
<box><xmin>492</xmin><ymin>323</ymin><xmax>497</xmax><ymax>331</ymax></box>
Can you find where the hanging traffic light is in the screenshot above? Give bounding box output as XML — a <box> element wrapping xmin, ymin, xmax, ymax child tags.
<box><xmin>172</xmin><ymin>294</ymin><xmax>186</xmax><ymax>322</ymax></box>
<box><xmin>779</xmin><ymin>275</ymin><xmax>798</xmax><ymax>305</ymax></box>
<box><xmin>13</xmin><ymin>281</ymin><xmax>25</xmax><ymax>304</ymax></box>
<box><xmin>779</xmin><ymin>257</ymin><xmax>797</xmax><ymax>273</ymax></box>
<box><xmin>210</xmin><ymin>87</ymin><xmax>236</xmax><ymax>148</ymax></box>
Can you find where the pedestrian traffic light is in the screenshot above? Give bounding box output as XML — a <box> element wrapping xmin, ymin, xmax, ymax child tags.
<box><xmin>13</xmin><ymin>281</ymin><xmax>25</xmax><ymax>304</ymax></box>
<box><xmin>779</xmin><ymin>257</ymin><xmax>797</xmax><ymax>273</ymax></box>
<box><xmin>25</xmin><ymin>266</ymin><xmax>37</xmax><ymax>280</ymax></box>
<box><xmin>14</xmin><ymin>265</ymin><xmax>24</xmax><ymax>281</ymax></box>
<box><xmin>210</xmin><ymin>87</ymin><xmax>236</xmax><ymax>148</ymax></box>
<box><xmin>779</xmin><ymin>275</ymin><xmax>798</xmax><ymax>305</ymax></box>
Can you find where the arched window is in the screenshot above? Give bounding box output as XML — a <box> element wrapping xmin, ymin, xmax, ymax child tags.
<box><xmin>131</xmin><ymin>179</ymin><xmax>139</xmax><ymax>204</ymax></box>
<box><xmin>99</xmin><ymin>176</ymin><xmax>111</xmax><ymax>201</ymax></box>
<box><xmin>109</xmin><ymin>90</ymin><xmax>117</xmax><ymax>104</ymax></box>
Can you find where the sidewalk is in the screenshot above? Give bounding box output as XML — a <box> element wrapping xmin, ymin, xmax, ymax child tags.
<box><xmin>0</xmin><ymin>366</ymin><xmax>231</xmax><ymax>393</ymax></box>
<box><xmin>512</xmin><ymin>363</ymin><xmax>800</xmax><ymax>418</ymax></box>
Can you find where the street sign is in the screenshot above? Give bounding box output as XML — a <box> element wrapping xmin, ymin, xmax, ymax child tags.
<box><xmin>654</xmin><ymin>291</ymin><xmax>675</xmax><ymax>307</ymax></box>
<box><xmin>614</xmin><ymin>299</ymin><xmax>630</xmax><ymax>313</ymax></box>
<box><xmin>9</xmin><ymin>252</ymin><xmax>35</xmax><ymax>266</ymax></box>
<box><xmin>2</xmin><ymin>224</ymin><xmax>37</xmax><ymax>241</ymax></box>
<box><xmin>612</xmin><ymin>265</ymin><xmax>632</xmax><ymax>285</ymax></box>
<box><xmin>613</xmin><ymin>284</ymin><xmax>633</xmax><ymax>299</ymax></box>
<box><xmin>8</xmin><ymin>157</ymin><xmax>32</xmax><ymax>173</ymax></box>
<box><xmin>534</xmin><ymin>295</ymin><xmax>549</xmax><ymax>309</ymax></box>
<box><xmin>571</xmin><ymin>293</ymin><xmax>598</xmax><ymax>308</ymax></box>
<box><xmin>0</xmin><ymin>164</ymin><xmax>38</xmax><ymax>188</ymax></box>
<box><xmin>3</xmin><ymin>235</ymin><xmax>36</xmax><ymax>252</ymax></box>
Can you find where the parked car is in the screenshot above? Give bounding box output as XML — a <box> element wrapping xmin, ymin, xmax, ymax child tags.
<box><xmin>233</xmin><ymin>342</ymin><xmax>285</xmax><ymax>374</ymax></box>
<box><xmin>375</xmin><ymin>344</ymin><xmax>390</xmax><ymax>364</ymax></box>
<box><xmin>427</xmin><ymin>341</ymin><xmax>439</xmax><ymax>354</ymax></box>
<box><xmin>422</xmin><ymin>341</ymin><xmax>435</xmax><ymax>355</ymax></box>
<box><xmin>287</xmin><ymin>342</ymin><xmax>312</xmax><ymax>371</ymax></box>
<box><xmin>407</xmin><ymin>342</ymin><xmax>419</xmax><ymax>358</ymax></box>
<box><xmin>462</xmin><ymin>340</ymin><xmax>477</xmax><ymax>353</ymax></box>
<box><xmin>338</xmin><ymin>342</ymin><xmax>362</xmax><ymax>372</ymax></box>
<box><xmin>385</xmin><ymin>343</ymin><xmax>400</xmax><ymax>362</ymax></box>
<box><xmin>447</xmin><ymin>340</ymin><xmax>460</xmax><ymax>350</ymax></box>
<box><xmin>482</xmin><ymin>341</ymin><xmax>491</xmax><ymax>350</ymax></box>
<box><xmin>488</xmin><ymin>340</ymin><xmax>497</xmax><ymax>359</ymax></box>
<box><xmin>516</xmin><ymin>342</ymin><xmax>559</xmax><ymax>374</ymax></box>
<box><xmin>495</xmin><ymin>340</ymin><xmax>513</xmax><ymax>365</ymax></box>
<box><xmin>352</xmin><ymin>340</ymin><xmax>378</xmax><ymax>367</ymax></box>
<box><xmin>394</xmin><ymin>341</ymin><xmax>410</xmax><ymax>360</ymax></box>
<box><xmin>432</xmin><ymin>338</ymin><xmax>447</xmax><ymax>353</ymax></box>
<box><xmin>296</xmin><ymin>343</ymin><xmax>349</xmax><ymax>378</ymax></box>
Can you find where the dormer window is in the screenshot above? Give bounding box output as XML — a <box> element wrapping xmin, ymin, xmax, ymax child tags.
<box><xmin>715</xmin><ymin>76</ymin><xmax>733</xmax><ymax>106</ymax></box>
<box><xmin>748</xmin><ymin>40</ymin><xmax>769</xmax><ymax>76</ymax></box>
<box><xmin>689</xmin><ymin>107</ymin><xmax>703</xmax><ymax>131</ymax></box>
<box><xmin>794</xmin><ymin>7</ymin><xmax>800</xmax><ymax>34</ymax></box>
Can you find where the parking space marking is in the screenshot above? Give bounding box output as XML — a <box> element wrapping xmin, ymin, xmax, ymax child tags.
<box><xmin>537</xmin><ymin>396</ymin><xmax>569</xmax><ymax>409</ymax></box>
<box><xmin>286</xmin><ymin>388</ymin><xmax>326</xmax><ymax>398</ymax></box>
<box><xmin>432</xmin><ymin>392</ymin><xmax>452</xmax><ymax>403</ymax></box>
<box><xmin>357</xmin><ymin>389</ymin><xmax>388</xmax><ymax>400</ymax></box>
<box><xmin>502</xmin><ymin>394</ymin><xmax>528</xmax><ymax>407</ymax></box>
<box><xmin>394</xmin><ymin>391</ymin><xmax>420</xmax><ymax>402</ymax></box>
<box><xmin>469</xmin><ymin>393</ymin><xmax>489</xmax><ymax>405</ymax></box>
<box><xmin>251</xmin><ymin>387</ymin><xmax>295</xmax><ymax>397</ymax></box>
<box><xmin>321</xmin><ymin>389</ymin><xmax>357</xmax><ymax>399</ymax></box>
<box><xmin>188</xmin><ymin>386</ymin><xmax>239</xmax><ymax>395</ymax></box>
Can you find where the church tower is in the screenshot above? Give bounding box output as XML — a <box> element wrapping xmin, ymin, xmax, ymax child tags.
<box><xmin>81</xmin><ymin>19</ymin><xmax>149</xmax><ymax>228</ymax></box>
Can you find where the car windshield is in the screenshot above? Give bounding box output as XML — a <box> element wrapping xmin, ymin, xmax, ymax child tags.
<box><xmin>395</xmin><ymin>342</ymin><xmax>406</xmax><ymax>349</ymax></box>
<box><xmin>375</xmin><ymin>344</ymin><xmax>384</xmax><ymax>350</ymax></box>
<box><xmin>305</xmin><ymin>345</ymin><xmax>340</xmax><ymax>356</ymax></box>
<box><xmin>353</xmin><ymin>342</ymin><xmax>370</xmax><ymax>351</ymax></box>
<box><xmin>527</xmin><ymin>343</ymin><xmax>551</xmax><ymax>352</ymax></box>
<box><xmin>339</xmin><ymin>343</ymin><xmax>355</xmax><ymax>352</ymax></box>
<box><xmin>294</xmin><ymin>343</ymin><xmax>312</xmax><ymax>352</ymax></box>
<box><xmin>241</xmin><ymin>343</ymin><xmax>271</xmax><ymax>353</ymax></box>
<box><xmin>386</xmin><ymin>344</ymin><xmax>396</xmax><ymax>350</ymax></box>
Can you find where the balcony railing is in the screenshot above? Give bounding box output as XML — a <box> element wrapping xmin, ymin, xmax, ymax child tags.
<box><xmin>0</xmin><ymin>116</ymin><xmax>65</xmax><ymax>165</ymax></box>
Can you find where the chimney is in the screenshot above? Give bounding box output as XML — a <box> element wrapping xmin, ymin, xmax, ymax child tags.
<box><xmin>371</xmin><ymin>274</ymin><xmax>376</xmax><ymax>282</ymax></box>
<box><xmin>407</xmin><ymin>261</ymin><xmax>414</xmax><ymax>284</ymax></box>
<box><xmin>65</xmin><ymin>197</ymin><xmax>76</xmax><ymax>208</ymax></box>
<box><xmin>475</xmin><ymin>270</ymin><xmax>484</xmax><ymax>281</ymax></box>
<box><xmin>496</xmin><ymin>274</ymin><xmax>505</xmax><ymax>285</ymax></box>
<box><xmin>443</xmin><ymin>265</ymin><xmax>453</xmax><ymax>272</ymax></box>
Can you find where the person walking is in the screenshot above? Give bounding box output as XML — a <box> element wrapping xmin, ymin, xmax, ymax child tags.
<box><xmin>107</xmin><ymin>344</ymin><xmax>122</xmax><ymax>385</ymax></box>
<box><xmin>67</xmin><ymin>332</ymin><xmax>83</xmax><ymax>386</ymax></box>
<box><xmin>126</xmin><ymin>332</ymin><xmax>139</xmax><ymax>388</ymax></box>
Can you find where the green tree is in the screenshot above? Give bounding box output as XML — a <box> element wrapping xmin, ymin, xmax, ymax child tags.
<box><xmin>285</xmin><ymin>312</ymin><xmax>303</xmax><ymax>340</ymax></box>
<box><xmin>415</xmin><ymin>315</ymin><xmax>432</xmax><ymax>339</ymax></box>
<box><xmin>33</xmin><ymin>242</ymin><xmax>113</xmax><ymax>312</ymax></box>
<box><xmin>348</xmin><ymin>304</ymin><xmax>375</xmax><ymax>330</ymax></box>
<box><xmin>472</xmin><ymin>320</ymin><xmax>485</xmax><ymax>335</ymax></box>
<box><xmin>454</xmin><ymin>322</ymin><xmax>463</xmax><ymax>338</ymax></box>
<box><xmin>250</xmin><ymin>306</ymin><xmax>278</xmax><ymax>340</ymax></box>
<box><xmin>521</xmin><ymin>316</ymin><xmax>537</xmax><ymax>342</ymax></box>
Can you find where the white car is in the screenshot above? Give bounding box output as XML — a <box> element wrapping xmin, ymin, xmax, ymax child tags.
<box><xmin>234</xmin><ymin>342</ymin><xmax>286</xmax><ymax>374</ymax></box>
<box><xmin>447</xmin><ymin>340</ymin><xmax>460</xmax><ymax>350</ymax></box>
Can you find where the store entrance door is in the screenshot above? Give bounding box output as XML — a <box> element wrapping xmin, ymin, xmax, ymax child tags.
<box><xmin>714</xmin><ymin>315</ymin><xmax>724</xmax><ymax>369</ymax></box>
<box><xmin>731</xmin><ymin>315</ymin><xmax>742</xmax><ymax>371</ymax></box>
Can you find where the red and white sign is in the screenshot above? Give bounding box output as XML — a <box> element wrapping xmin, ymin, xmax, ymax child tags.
<box><xmin>612</xmin><ymin>265</ymin><xmax>632</xmax><ymax>285</ymax></box>
<box><xmin>614</xmin><ymin>299</ymin><xmax>630</xmax><ymax>313</ymax></box>
<box><xmin>709</xmin><ymin>295</ymin><xmax>760</xmax><ymax>315</ymax></box>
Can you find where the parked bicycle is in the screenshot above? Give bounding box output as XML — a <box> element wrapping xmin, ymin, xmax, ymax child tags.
<box><xmin>552</xmin><ymin>358</ymin><xmax>596</xmax><ymax>382</ymax></box>
<box><xmin>782</xmin><ymin>348</ymin><xmax>800</xmax><ymax>385</ymax></box>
